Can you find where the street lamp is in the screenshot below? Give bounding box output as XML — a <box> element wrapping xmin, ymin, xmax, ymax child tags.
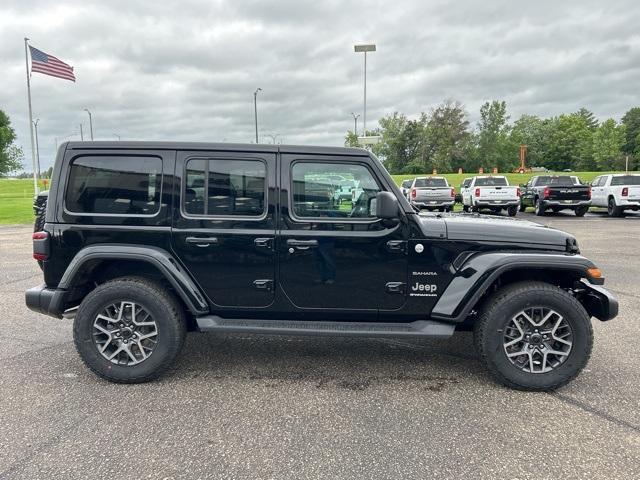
<box><xmin>113</xmin><ymin>133</ymin><xmax>121</xmax><ymax>140</ymax></box>
<box><xmin>354</xmin><ymin>43</ymin><xmax>376</xmax><ymax>135</ymax></box>
<box><xmin>254</xmin><ymin>88</ymin><xmax>262</xmax><ymax>143</ymax></box>
<box><xmin>350</xmin><ymin>112</ymin><xmax>360</xmax><ymax>136</ymax></box>
<box><xmin>33</xmin><ymin>119</ymin><xmax>41</xmax><ymax>178</ymax></box>
<box><xmin>84</xmin><ymin>108</ymin><xmax>93</xmax><ymax>140</ymax></box>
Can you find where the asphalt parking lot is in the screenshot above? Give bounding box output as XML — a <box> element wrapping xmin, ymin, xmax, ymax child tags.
<box><xmin>1</xmin><ymin>211</ymin><xmax>639</xmax><ymax>479</ymax></box>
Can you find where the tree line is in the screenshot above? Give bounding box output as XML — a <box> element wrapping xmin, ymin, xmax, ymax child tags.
<box><xmin>345</xmin><ymin>101</ymin><xmax>640</xmax><ymax>174</ymax></box>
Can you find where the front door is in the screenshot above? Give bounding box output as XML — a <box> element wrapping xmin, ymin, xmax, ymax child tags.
<box><xmin>278</xmin><ymin>154</ymin><xmax>408</xmax><ymax>315</ymax></box>
<box><xmin>171</xmin><ymin>150</ymin><xmax>276</xmax><ymax>308</ymax></box>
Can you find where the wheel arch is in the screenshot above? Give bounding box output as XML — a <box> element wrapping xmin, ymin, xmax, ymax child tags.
<box><xmin>59</xmin><ymin>245</ymin><xmax>209</xmax><ymax>319</ymax></box>
<box><xmin>430</xmin><ymin>252</ymin><xmax>597</xmax><ymax>324</ymax></box>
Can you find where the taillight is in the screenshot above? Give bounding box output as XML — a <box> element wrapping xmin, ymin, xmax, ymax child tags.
<box><xmin>516</xmin><ymin>187</ymin><xmax>521</xmax><ymax>197</ymax></box>
<box><xmin>622</xmin><ymin>187</ymin><xmax>628</xmax><ymax>197</ymax></box>
<box><xmin>411</xmin><ymin>188</ymin><xmax>416</xmax><ymax>199</ymax></box>
<box><xmin>543</xmin><ymin>186</ymin><xmax>550</xmax><ymax>199</ymax></box>
<box><xmin>32</xmin><ymin>231</ymin><xmax>49</xmax><ymax>261</ymax></box>
<box><xmin>450</xmin><ymin>187</ymin><xmax>455</xmax><ymax>198</ymax></box>
<box><xmin>475</xmin><ymin>188</ymin><xmax>480</xmax><ymax>197</ymax></box>
<box><xmin>587</xmin><ymin>186</ymin><xmax>591</xmax><ymax>199</ymax></box>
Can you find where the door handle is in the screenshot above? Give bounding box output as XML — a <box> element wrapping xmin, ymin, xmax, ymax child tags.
<box><xmin>386</xmin><ymin>240</ymin><xmax>407</xmax><ymax>253</ymax></box>
<box><xmin>287</xmin><ymin>239</ymin><xmax>319</xmax><ymax>250</ymax></box>
<box><xmin>254</xmin><ymin>237</ymin><xmax>273</xmax><ymax>249</ymax></box>
<box><xmin>186</xmin><ymin>236</ymin><xmax>219</xmax><ymax>247</ymax></box>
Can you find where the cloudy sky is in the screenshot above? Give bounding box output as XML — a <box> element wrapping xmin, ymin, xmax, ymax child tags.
<box><xmin>1</xmin><ymin>0</ymin><xmax>639</xmax><ymax>170</ymax></box>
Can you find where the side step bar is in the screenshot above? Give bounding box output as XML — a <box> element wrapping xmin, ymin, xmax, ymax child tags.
<box><xmin>196</xmin><ymin>316</ymin><xmax>455</xmax><ymax>339</ymax></box>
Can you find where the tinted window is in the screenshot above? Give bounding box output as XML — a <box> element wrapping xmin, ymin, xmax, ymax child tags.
<box><xmin>461</xmin><ymin>179</ymin><xmax>472</xmax><ymax>188</ymax></box>
<box><xmin>414</xmin><ymin>177</ymin><xmax>448</xmax><ymax>187</ymax></box>
<box><xmin>65</xmin><ymin>156</ymin><xmax>162</xmax><ymax>215</ymax></box>
<box><xmin>475</xmin><ymin>177</ymin><xmax>508</xmax><ymax>186</ymax></box>
<box><xmin>401</xmin><ymin>179</ymin><xmax>413</xmax><ymax>188</ymax></box>
<box><xmin>591</xmin><ymin>177</ymin><xmax>601</xmax><ymax>186</ymax></box>
<box><xmin>291</xmin><ymin>162</ymin><xmax>381</xmax><ymax>219</ymax></box>
<box><xmin>535</xmin><ymin>176</ymin><xmax>574</xmax><ymax>186</ymax></box>
<box><xmin>184</xmin><ymin>159</ymin><xmax>266</xmax><ymax>217</ymax></box>
<box><xmin>611</xmin><ymin>175</ymin><xmax>640</xmax><ymax>186</ymax></box>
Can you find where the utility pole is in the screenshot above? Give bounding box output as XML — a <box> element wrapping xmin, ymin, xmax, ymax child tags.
<box><xmin>354</xmin><ymin>44</ymin><xmax>376</xmax><ymax>135</ymax></box>
<box><xmin>33</xmin><ymin>119</ymin><xmax>41</xmax><ymax>178</ymax></box>
<box><xmin>254</xmin><ymin>87</ymin><xmax>262</xmax><ymax>143</ymax></box>
<box><xmin>80</xmin><ymin>123</ymin><xmax>84</xmax><ymax>141</ymax></box>
<box><xmin>84</xmin><ymin>108</ymin><xmax>93</xmax><ymax>140</ymax></box>
<box><xmin>350</xmin><ymin>112</ymin><xmax>360</xmax><ymax>136</ymax></box>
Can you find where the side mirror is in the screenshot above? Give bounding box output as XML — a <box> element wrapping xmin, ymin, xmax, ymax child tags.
<box><xmin>376</xmin><ymin>191</ymin><xmax>399</xmax><ymax>219</ymax></box>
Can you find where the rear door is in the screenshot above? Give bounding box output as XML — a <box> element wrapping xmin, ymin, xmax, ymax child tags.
<box><xmin>278</xmin><ymin>154</ymin><xmax>408</xmax><ymax>315</ymax></box>
<box><xmin>171</xmin><ymin>150</ymin><xmax>276</xmax><ymax>308</ymax></box>
<box><xmin>590</xmin><ymin>176</ymin><xmax>604</xmax><ymax>206</ymax></box>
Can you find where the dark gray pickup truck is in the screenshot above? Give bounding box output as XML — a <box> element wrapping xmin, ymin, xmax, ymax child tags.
<box><xmin>520</xmin><ymin>175</ymin><xmax>591</xmax><ymax>216</ymax></box>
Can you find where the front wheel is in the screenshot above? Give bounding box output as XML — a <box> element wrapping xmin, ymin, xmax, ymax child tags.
<box><xmin>462</xmin><ymin>204</ymin><xmax>470</xmax><ymax>213</ymax></box>
<box><xmin>534</xmin><ymin>198</ymin><xmax>546</xmax><ymax>216</ymax></box>
<box><xmin>507</xmin><ymin>205</ymin><xmax>518</xmax><ymax>217</ymax></box>
<box><xmin>73</xmin><ymin>277</ymin><xmax>186</xmax><ymax>383</ymax></box>
<box><xmin>474</xmin><ymin>281</ymin><xmax>593</xmax><ymax>391</ymax></box>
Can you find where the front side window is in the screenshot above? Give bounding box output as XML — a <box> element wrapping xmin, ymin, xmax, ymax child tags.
<box><xmin>291</xmin><ymin>162</ymin><xmax>381</xmax><ymax>219</ymax></box>
<box><xmin>65</xmin><ymin>156</ymin><xmax>162</xmax><ymax>215</ymax></box>
<box><xmin>184</xmin><ymin>158</ymin><xmax>266</xmax><ymax>217</ymax></box>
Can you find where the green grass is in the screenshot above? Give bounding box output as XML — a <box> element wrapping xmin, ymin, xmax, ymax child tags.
<box><xmin>0</xmin><ymin>178</ymin><xmax>49</xmax><ymax>224</ymax></box>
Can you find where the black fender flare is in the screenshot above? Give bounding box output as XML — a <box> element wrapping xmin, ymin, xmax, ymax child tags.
<box><xmin>430</xmin><ymin>252</ymin><xmax>596</xmax><ymax>323</ymax></box>
<box><xmin>56</xmin><ymin>244</ymin><xmax>209</xmax><ymax>315</ymax></box>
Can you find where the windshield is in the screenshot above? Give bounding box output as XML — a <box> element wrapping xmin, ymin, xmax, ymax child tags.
<box><xmin>475</xmin><ymin>177</ymin><xmax>508</xmax><ymax>186</ymax></box>
<box><xmin>536</xmin><ymin>176</ymin><xmax>575</xmax><ymax>186</ymax></box>
<box><xmin>414</xmin><ymin>177</ymin><xmax>447</xmax><ymax>187</ymax></box>
<box><xmin>611</xmin><ymin>175</ymin><xmax>640</xmax><ymax>186</ymax></box>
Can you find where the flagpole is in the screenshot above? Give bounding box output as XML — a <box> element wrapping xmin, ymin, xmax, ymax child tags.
<box><xmin>24</xmin><ymin>37</ymin><xmax>39</xmax><ymax>195</ymax></box>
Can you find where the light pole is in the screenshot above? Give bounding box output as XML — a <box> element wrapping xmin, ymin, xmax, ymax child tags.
<box><xmin>113</xmin><ymin>133</ymin><xmax>121</xmax><ymax>140</ymax></box>
<box><xmin>84</xmin><ymin>108</ymin><xmax>93</xmax><ymax>140</ymax></box>
<box><xmin>264</xmin><ymin>133</ymin><xmax>281</xmax><ymax>144</ymax></box>
<box><xmin>33</xmin><ymin>119</ymin><xmax>41</xmax><ymax>179</ymax></box>
<box><xmin>354</xmin><ymin>43</ymin><xmax>376</xmax><ymax>136</ymax></box>
<box><xmin>350</xmin><ymin>112</ymin><xmax>360</xmax><ymax>136</ymax></box>
<box><xmin>80</xmin><ymin>123</ymin><xmax>84</xmax><ymax>141</ymax></box>
<box><xmin>254</xmin><ymin>87</ymin><xmax>262</xmax><ymax>143</ymax></box>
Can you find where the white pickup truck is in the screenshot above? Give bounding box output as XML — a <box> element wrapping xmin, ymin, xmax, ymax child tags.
<box><xmin>590</xmin><ymin>173</ymin><xmax>640</xmax><ymax>217</ymax></box>
<box><xmin>461</xmin><ymin>176</ymin><xmax>520</xmax><ymax>216</ymax></box>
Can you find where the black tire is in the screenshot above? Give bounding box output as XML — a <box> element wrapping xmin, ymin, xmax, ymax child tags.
<box><xmin>607</xmin><ymin>197</ymin><xmax>623</xmax><ymax>217</ymax></box>
<box><xmin>534</xmin><ymin>197</ymin><xmax>546</xmax><ymax>216</ymax></box>
<box><xmin>473</xmin><ymin>281</ymin><xmax>593</xmax><ymax>391</ymax></box>
<box><xmin>551</xmin><ymin>207</ymin><xmax>561</xmax><ymax>213</ymax></box>
<box><xmin>73</xmin><ymin>277</ymin><xmax>186</xmax><ymax>383</ymax></box>
<box><xmin>574</xmin><ymin>205</ymin><xmax>588</xmax><ymax>217</ymax></box>
<box><xmin>507</xmin><ymin>205</ymin><xmax>518</xmax><ymax>217</ymax></box>
<box><xmin>462</xmin><ymin>205</ymin><xmax>470</xmax><ymax>213</ymax></box>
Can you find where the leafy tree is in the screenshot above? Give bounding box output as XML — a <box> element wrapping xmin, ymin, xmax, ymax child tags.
<box><xmin>0</xmin><ymin>110</ymin><xmax>24</xmax><ymax>177</ymax></box>
<box><xmin>476</xmin><ymin>100</ymin><xmax>515</xmax><ymax>172</ymax></box>
<box><xmin>344</xmin><ymin>130</ymin><xmax>359</xmax><ymax>148</ymax></box>
<box><xmin>424</xmin><ymin>100</ymin><xmax>471</xmax><ymax>173</ymax></box>
<box><xmin>374</xmin><ymin>112</ymin><xmax>427</xmax><ymax>173</ymax></box>
<box><xmin>622</xmin><ymin>107</ymin><xmax>640</xmax><ymax>167</ymax></box>
<box><xmin>545</xmin><ymin>114</ymin><xmax>594</xmax><ymax>171</ymax></box>
<box><xmin>592</xmin><ymin>119</ymin><xmax>626</xmax><ymax>170</ymax></box>
<box><xmin>509</xmin><ymin>114</ymin><xmax>548</xmax><ymax>168</ymax></box>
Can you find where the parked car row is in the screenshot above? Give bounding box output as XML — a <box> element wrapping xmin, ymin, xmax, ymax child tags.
<box><xmin>400</xmin><ymin>173</ymin><xmax>640</xmax><ymax>217</ymax></box>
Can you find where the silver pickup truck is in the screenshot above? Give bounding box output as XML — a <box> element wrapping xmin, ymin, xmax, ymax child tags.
<box><xmin>408</xmin><ymin>176</ymin><xmax>455</xmax><ymax>211</ymax></box>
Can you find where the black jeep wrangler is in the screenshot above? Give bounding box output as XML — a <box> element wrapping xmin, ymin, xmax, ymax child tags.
<box><xmin>26</xmin><ymin>142</ymin><xmax>618</xmax><ymax>390</ymax></box>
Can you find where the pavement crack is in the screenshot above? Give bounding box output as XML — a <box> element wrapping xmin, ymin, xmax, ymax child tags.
<box><xmin>551</xmin><ymin>392</ymin><xmax>640</xmax><ymax>434</ymax></box>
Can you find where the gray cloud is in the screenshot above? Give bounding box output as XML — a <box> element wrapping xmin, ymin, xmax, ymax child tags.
<box><xmin>1</xmin><ymin>0</ymin><xmax>639</xmax><ymax>170</ymax></box>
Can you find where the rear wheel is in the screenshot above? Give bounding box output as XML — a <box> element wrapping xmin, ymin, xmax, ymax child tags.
<box><xmin>463</xmin><ymin>205</ymin><xmax>470</xmax><ymax>213</ymax></box>
<box><xmin>607</xmin><ymin>197</ymin><xmax>623</xmax><ymax>217</ymax></box>
<box><xmin>507</xmin><ymin>205</ymin><xmax>518</xmax><ymax>217</ymax></box>
<box><xmin>73</xmin><ymin>277</ymin><xmax>186</xmax><ymax>383</ymax></box>
<box><xmin>474</xmin><ymin>281</ymin><xmax>593</xmax><ymax>391</ymax></box>
<box><xmin>574</xmin><ymin>205</ymin><xmax>588</xmax><ymax>217</ymax></box>
<box><xmin>534</xmin><ymin>198</ymin><xmax>546</xmax><ymax>216</ymax></box>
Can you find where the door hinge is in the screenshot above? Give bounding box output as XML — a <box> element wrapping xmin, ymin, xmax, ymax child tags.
<box><xmin>385</xmin><ymin>282</ymin><xmax>406</xmax><ymax>294</ymax></box>
<box><xmin>386</xmin><ymin>240</ymin><xmax>407</xmax><ymax>253</ymax></box>
<box><xmin>253</xmin><ymin>279</ymin><xmax>274</xmax><ymax>291</ymax></box>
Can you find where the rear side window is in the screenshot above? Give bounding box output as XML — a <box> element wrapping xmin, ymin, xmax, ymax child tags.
<box><xmin>184</xmin><ymin>159</ymin><xmax>266</xmax><ymax>217</ymax></box>
<box><xmin>65</xmin><ymin>156</ymin><xmax>162</xmax><ymax>215</ymax></box>
<box><xmin>475</xmin><ymin>177</ymin><xmax>508</xmax><ymax>186</ymax></box>
<box><xmin>414</xmin><ymin>177</ymin><xmax>448</xmax><ymax>187</ymax></box>
<box><xmin>611</xmin><ymin>175</ymin><xmax>640</xmax><ymax>186</ymax></box>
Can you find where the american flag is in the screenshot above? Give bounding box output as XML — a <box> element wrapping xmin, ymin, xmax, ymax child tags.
<box><xmin>29</xmin><ymin>46</ymin><xmax>75</xmax><ymax>82</ymax></box>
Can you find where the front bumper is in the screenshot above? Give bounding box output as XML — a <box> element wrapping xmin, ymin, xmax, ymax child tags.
<box><xmin>579</xmin><ymin>279</ymin><xmax>618</xmax><ymax>321</ymax></box>
<box><xmin>542</xmin><ymin>200</ymin><xmax>591</xmax><ymax>209</ymax></box>
<box><xmin>25</xmin><ymin>284</ymin><xmax>66</xmax><ymax>318</ymax></box>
